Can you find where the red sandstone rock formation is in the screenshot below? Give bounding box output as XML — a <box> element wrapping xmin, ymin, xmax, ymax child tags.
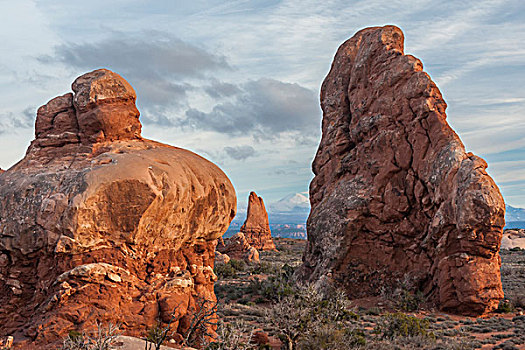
<box><xmin>0</xmin><ymin>69</ymin><xmax>236</xmax><ymax>346</ymax></box>
<box><xmin>215</xmin><ymin>249</ymin><xmax>231</xmax><ymax>265</ymax></box>
<box><xmin>218</xmin><ymin>233</ymin><xmax>259</xmax><ymax>263</ymax></box>
<box><xmin>297</xmin><ymin>26</ymin><xmax>505</xmax><ymax>315</ymax></box>
<box><xmin>240</xmin><ymin>192</ymin><xmax>276</xmax><ymax>250</ymax></box>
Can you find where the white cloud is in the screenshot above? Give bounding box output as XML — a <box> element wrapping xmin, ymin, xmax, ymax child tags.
<box><xmin>0</xmin><ymin>0</ymin><xmax>524</xmax><ymax>206</ymax></box>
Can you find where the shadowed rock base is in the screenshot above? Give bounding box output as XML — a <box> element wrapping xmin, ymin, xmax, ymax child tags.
<box><xmin>296</xmin><ymin>26</ymin><xmax>505</xmax><ymax>315</ymax></box>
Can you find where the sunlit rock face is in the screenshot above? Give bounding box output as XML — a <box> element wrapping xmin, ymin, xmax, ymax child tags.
<box><xmin>0</xmin><ymin>69</ymin><xmax>236</xmax><ymax>346</ymax></box>
<box><xmin>240</xmin><ymin>191</ymin><xmax>276</xmax><ymax>251</ymax></box>
<box><xmin>297</xmin><ymin>26</ymin><xmax>505</xmax><ymax>315</ymax></box>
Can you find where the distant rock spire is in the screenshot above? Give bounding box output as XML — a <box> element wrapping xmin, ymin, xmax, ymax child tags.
<box><xmin>240</xmin><ymin>191</ymin><xmax>276</xmax><ymax>250</ymax></box>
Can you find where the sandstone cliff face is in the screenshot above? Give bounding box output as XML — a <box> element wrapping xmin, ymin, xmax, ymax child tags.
<box><xmin>240</xmin><ymin>192</ymin><xmax>276</xmax><ymax>250</ymax></box>
<box><xmin>297</xmin><ymin>26</ymin><xmax>505</xmax><ymax>315</ymax></box>
<box><xmin>0</xmin><ymin>69</ymin><xmax>236</xmax><ymax>345</ymax></box>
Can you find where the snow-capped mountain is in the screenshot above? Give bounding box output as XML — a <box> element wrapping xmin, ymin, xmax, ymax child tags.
<box><xmin>268</xmin><ymin>192</ymin><xmax>310</xmax><ymax>213</ymax></box>
<box><xmin>267</xmin><ymin>192</ymin><xmax>310</xmax><ymax>224</ymax></box>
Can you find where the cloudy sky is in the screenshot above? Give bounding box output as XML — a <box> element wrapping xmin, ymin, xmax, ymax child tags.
<box><xmin>1</xmin><ymin>0</ymin><xmax>524</xmax><ymax>208</ymax></box>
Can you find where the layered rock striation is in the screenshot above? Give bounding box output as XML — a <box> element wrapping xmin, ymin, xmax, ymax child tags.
<box><xmin>297</xmin><ymin>26</ymin><xmax>505</xmax><ymax>315</ymax></box>
<box><xmin>240</xmin><ymin>192</ymin><xmax>276</xmax><ymax>251</ymax></box>
<box><xmin>0</xmin><ymin>69</ymin><xmax>236</xmax><ymax>345</ymax></box>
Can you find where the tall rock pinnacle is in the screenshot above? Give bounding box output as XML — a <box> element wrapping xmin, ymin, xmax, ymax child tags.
<box><xmin>297</xmin><ymin>26</ymin><xmax>505</xmax><ymax>315</ymax></box>
<box><xmin>240</xmin><ymin>191</ymin><xmax>276</xmax><ymax>251</ymax></box>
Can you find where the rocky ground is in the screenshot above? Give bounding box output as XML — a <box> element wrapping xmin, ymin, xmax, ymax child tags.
<box><xmin>214</xmin><ymin>238</ymin><xmax>525</xmax><ymax>350</ymax></box>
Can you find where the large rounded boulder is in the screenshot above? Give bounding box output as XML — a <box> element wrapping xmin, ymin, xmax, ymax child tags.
<box><xmin>0</xmin><ymin>69</ymin><xmax>236</xmax><ymax>345</ymax></box>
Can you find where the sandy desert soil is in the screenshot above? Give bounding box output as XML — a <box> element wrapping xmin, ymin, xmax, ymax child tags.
<box><xmin>214</xmin><ymin>238</ymin><xmax>525</xmax><ymax>350</ymax></box>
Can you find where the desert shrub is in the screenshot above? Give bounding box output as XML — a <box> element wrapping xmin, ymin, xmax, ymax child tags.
<box><xmin>205</xmin><ymin>320</ymin><xmax>256</xmax><ymax>350</ymax></box>
<box><xmin>496</xmin><ymin>300</ymin><xmax>515</xmax><ymax>313</ymax></box>
<box><xmin>380</xmin><ymin>275</ymin><xmax>425</xmax><ymax>311</ymax></box>
<box><xmin>249</xmin><ymin>261</ymin><xmax>278</xmax><ymax>275</ymax></box>
<box><xmin>244</xmin><ymin>264</ymin><xmax>296</xmax><ymax>302</ymax></box>
<box><xmin>61</xmin><ymin>323</ymin><xmax>120</xmax><ymax>350</ymax></box>
<box><xmin>214</xmin><ymin>263</ymin><xmax>237</xmax><ymax>279</ymax></box>
<box><xmin>261</xmin><ymin>275</ymin><xmax>295</xmax><ymax>301</ymax></box>
<box><xmin>396</xmin><ymin>289</ymin><xmax>425</xmax><ymax>311</ymax></box>
<box><xmin>229</xmin><ymin>259</ymin><xmax>246</xmax><ymax>271</ymax></box>
<box><xmin>144</xmin><ymin>297</ymin><xmax>218</xmax><ymax>349</ymax></box>
<box><xmin>215</xmin><ymin>259</ymin><xmax>246</xmax><ymax>279</ymax></box>
<box><xmin>375</xmin><ymin>313</ymin><xmax>434</xmax><ymax>340</ymax></box>
<box><xmin>298</xmin><ymin>324</ymin><xmax>366</xmax><ymax>350</ymax></box>
<box><xmin>265</xmin><ymin>284</ymin><xmax>363</xmax><ymax>350</ymax></box>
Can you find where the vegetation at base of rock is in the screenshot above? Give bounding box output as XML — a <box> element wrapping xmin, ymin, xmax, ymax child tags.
<box><xmin>496</xmin><ymin>300</ymin><xmax>515</xmax><ymax>313</ymax></box>
<box><xmin>61</xmin><ymin>323</ymin><xmax>120</xmax><ymax>350</ymax></box>
<box><xmin>144</xmin><ymin>297</ymin><xmax>218</xmax><ymax>349</ymax></box>
<box><xmin>215</xmin><ymin>238</ymin><xmax>525</xmax><ymax>350</ymax></box>
<box><xmin>375</xmin><ymin>313</ymin><xmax>434</xmax><ymax>340</ymax></box>
<box><xmin>380</xmin><ymin>275</ymin><xmax>426</xmax><ymax>312</ymax></box>
<box><xmin>214</xmin><ymin>259</ymin><xmax>247</xmax><ymax>278</ymax></box>
<box><xmin>265</xmin><ymin>284</ymin><xmax>363</xmax><ymax>350</ymax></box>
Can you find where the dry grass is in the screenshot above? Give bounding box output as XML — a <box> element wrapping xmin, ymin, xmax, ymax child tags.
<box><xmin>213</xmin><ymin>239</ymin><xmax>525</xmax><ymax>349</ymax></box>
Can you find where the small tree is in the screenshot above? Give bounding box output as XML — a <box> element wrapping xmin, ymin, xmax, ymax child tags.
<box><xmin>205</xmin><ymin>319</ymin><xmax>256</xmax><ymax>350</ymax></box>
<box><xmin>266</xmin><ymin>284</ymin><xmax>362</xmax><ymax>350</ymax></box>
<box><xmin>61</xmin><ymin>322</ymin><xmax>120</xmax><ymax>350</ymax></box>
<box><xmin>144</xmin><ymin>297</ymin><xmax>218</xmax><ymax>349</ymax></box>
<box><xmin>183</xmin><ymin>297</ymin><xmax>219</xmax><ymax>347</ymax></box>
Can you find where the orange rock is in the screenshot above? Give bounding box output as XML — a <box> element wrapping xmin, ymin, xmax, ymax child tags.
<box><xmin>219</xmin><ymin>233</ymin><xmax>259</xmax><ymax>263</ymax></box>
<box><xmin>297</xmin><ymin>26</ymin><xmax>505</xmax><ymax>315</ymax></box>
<box><xmin>0</xmin><ymin>69</ymin><xmax>236</xmax><ymax>346</ymax></box>
<box><xmin>240</xmin><ymin>191</ymin><xmax>276</xmax><ymax>250</ymax></box>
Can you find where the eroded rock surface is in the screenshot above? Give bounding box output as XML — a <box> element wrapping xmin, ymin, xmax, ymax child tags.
<box><xmin>297</xmin><ymin>26</ymin><xmax>505</xmax><ymax>315</ymax></box>
<box><xmin>218</xmin><ymin>233</ymin><xmax>259</xmax><ymax>263</ymax></box>
<box><xmin>0</xmin><ymin>69</ymin><xmax>236</xmax><ymax>345</ymax></box>
<box><xmin>240</xmin><ymin>192</ymin><xmax>276</xmax><ymax>251</ymax></box>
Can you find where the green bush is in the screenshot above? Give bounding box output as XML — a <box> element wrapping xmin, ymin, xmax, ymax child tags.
<box><xmin>214</xmin><ymin>259</ymin><xmax>246</xmax><ymax>279</ymax></box>
<box><xmin>396</xmin><ymin>289</ymin><xmax>425</xmax><ymax>312</ymax></box>
<box><xmin>376</xmin><ymin>313</ymin><xmax>434</xmax><ymax>340</ymax></box>
<box><xmin>298</xmin><ymin>325</ymin><xmax>366</xmax><ymax>350</ymax></box>
<box><xmin>496</xmin><ymin>300</ymin><xmax>515</xmax><ymax>313</ymax></box>
<box><xmin>229</xmin><ymin>259</ymin><xmax>246</xmax><ymax>271</ymax></box>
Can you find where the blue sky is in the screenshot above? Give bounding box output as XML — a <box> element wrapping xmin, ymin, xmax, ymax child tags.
<box><xmin>0</xmin><ymin>0</ymin><xmax>524</xmax><ymax>207</ymax></box>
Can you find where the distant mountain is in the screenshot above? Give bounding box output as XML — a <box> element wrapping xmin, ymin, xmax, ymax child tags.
<box><xmin>506</xmin><ymin>205</ymin><xmax>525</xmax><ymax>222</ymax></box>
<box><xmin>266</xmin><ymin>192</ymin><xmax>310</xmax><ymax>224</ymax></box>
<box><xmin>269</xmin><ymin>192</ymin><xmax>310</xmax><ymax>212</ymax></box>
